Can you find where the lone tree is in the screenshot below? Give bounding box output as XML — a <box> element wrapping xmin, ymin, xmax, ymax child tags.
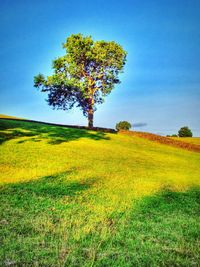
<box><xmin>34</xmin><ymin>34</ymin><xmax>127</xmax><ymax>128</ymax></box>
<box><xmin>178</xmin><ymin>126</ymin><xmax>193</xmax><ymax>137</ymax></box>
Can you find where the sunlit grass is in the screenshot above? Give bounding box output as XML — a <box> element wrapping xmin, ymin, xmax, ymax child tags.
<box><xmin>0</xmin><ymin>114</ymin><xmax>25</xmax><ymax>120</ymax></box>
<box><xmin>0</xmin><ymin>119</ymin><xmax>200</xmax><ymax>266</ymax></box>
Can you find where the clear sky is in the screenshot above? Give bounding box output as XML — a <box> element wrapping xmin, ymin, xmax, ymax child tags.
<box><xmin>0</xmin><ymin>0</ymin><xmax>200</xmax><ymax>135</ymax></box>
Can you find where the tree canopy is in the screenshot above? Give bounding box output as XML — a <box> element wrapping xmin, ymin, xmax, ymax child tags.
<box><xmin>116</xmin><ymin>121</ymin><xmax>132</xmax><ymax>131</ymax></box>
<box><xmin>178</xmin><ymin>126</ymin><xmax>193</xmax><ymax>137</ymax></box>
<box><xmin>34</xmin><ymin>33</ymin><xmax>127</xmax><ymax>128</ymax></box>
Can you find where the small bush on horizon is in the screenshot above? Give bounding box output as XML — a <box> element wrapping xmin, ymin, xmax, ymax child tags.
<box><xmin>178</xmin><ymin>126</ymin><xmax>193</xmax><ymax>137</ymax></box>
<box><xmin>116</xmin><ymin>121</ymin><xmax>132</xmax><ymax>131</ymax></box>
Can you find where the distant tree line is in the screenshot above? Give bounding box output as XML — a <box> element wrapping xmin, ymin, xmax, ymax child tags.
<box><xmin>115</xmin><ymin>122</ymin><xmax>193</xmax><ymax>137</ymax></box>
<box><xmin>167</xmin><ymin>126</ymin><xmax>193</xmax><ymax>137</ymax></box>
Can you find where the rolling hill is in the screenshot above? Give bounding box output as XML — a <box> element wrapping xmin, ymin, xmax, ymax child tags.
<box><xmin>0</xmin><ymin>117</ymin><xmax>200</xmax><ymax>266</ymax></box>
<box><xmin>171</xmin><ymin>136</ymin><xmax>200</xmax><ymax>146</ymax></box>
<box><xmin>0</xmin><ymin>114</ymin><xmax>25</xmax><ymax>120</ymax></box>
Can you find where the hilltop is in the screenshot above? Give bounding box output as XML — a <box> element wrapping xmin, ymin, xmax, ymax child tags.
<box><xmin>120</xmin><ymin>130</ymin><xmax>200</xmax><ymax>153</ymax></box>
<box><xmin>0</xmin><ymin>114</ymin><xmax>25</xmax><ymax>120</ymax></box>
<box><xmin>0</xmin><ymin>117</ymin><xmax>200</xmax><ymax>266</ymax></box>
<box><xmin>1</xmin><ymin>114</ymin><xmax>199</xmax><ymax>152</ymax></box>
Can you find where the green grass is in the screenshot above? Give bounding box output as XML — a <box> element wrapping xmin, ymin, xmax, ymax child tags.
<box><xmin>171</xmin><ymin>137</ymin><xmax>200</xmax><ymax>145</ymax></box>
<box><xmin>0</xmin><ymin>119</ymin><xmax>200</xmax><ymax>266</ymax></box>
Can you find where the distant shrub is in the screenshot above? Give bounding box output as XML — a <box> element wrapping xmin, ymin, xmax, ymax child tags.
<box><xmin>116</xmin><ymin>121</ymin><xmax>132</xmax><ymax>131</ymax></box>
<box><xmin>178</xmin><ymin>126</ymin><xmax>193</xmax><ymax>137</ymax></box>
<box><xmin>167</xmin><ymin>134</ymin><xmax>178</xmax><ymax>137</ymax></box>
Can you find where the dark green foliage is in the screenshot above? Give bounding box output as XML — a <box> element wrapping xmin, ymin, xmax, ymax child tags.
<box><xmin>34</xmin><ymin>33</ymin><xmax>127</xmax><ymax>127</ymax></box>
<box><xmin>178</xmin><ymin>126</ymin><xmax>193</xmax><ymax>137</ymax></box>
<box><xmin>167</xmin><ymin>134</ymin><xmax>178</xmax><ymax>137</ymax></box>
<box><xmin>116</xmin><ymin>121</ymin><xmax>132</xmax><ymax>131</ymax></box>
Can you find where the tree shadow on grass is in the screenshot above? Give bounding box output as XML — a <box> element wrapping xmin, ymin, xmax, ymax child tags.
<box><xmin>95</xmin><ymin>187</ymin><xmax>200</xmax><ymax>267</ymax></box>
<box><xmin>0</xmin><ymin>171</ymin><xmax>98</xmax><ymax>266</ymax></box>
<box><xmin>0</xmin><ymin>171</ymin><xmax>96</xmax><ymax>200</ymax></box>
<box><xmin>0</xmin><ymin>119</ymin><xmax>110</xmax><ymax>145</ymax></box>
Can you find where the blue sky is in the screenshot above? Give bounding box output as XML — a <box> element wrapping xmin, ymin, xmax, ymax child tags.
<box><xmin>0</xmin><ymin>0</ymin><xmax>200</xmax><ymax>135</ymax></box>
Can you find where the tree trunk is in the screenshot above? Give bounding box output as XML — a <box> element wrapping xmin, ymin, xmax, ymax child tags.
<box><xmin>88</xmin><ymin>107</ymin><xmax>94</xmax><ymax>128</ymax></box>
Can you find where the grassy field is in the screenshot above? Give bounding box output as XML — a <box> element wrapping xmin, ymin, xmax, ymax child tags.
<box><xmin>0</xmin><ymin>118</ymin><xmax>200</xmax><ymax>266</ymax></box>
<box><xmin>171</xmin><ymin>137</ymin><xmax>200</xmax><ymax>145</ymax></box>
<box><xmin>0</xmin><ymin>114</ymin><xmax>25</xmax><ymax>120</ymax></box>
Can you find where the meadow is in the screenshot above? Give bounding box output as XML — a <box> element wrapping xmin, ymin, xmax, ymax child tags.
<box><xmin>0</xmin><ymin>118</ymin><xmax>200</xmax><ymax>266</ymax></box>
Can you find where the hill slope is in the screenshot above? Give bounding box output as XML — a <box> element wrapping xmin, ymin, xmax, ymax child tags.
<box><xmin>0</xmin><ymin>119</ymin><xmax>200</xmax><ymax>266</ymax></box>
<box><xmin>120</xmin><ymin>130</ymin><xmax>200</xmax><ymax>152</ymax></box>
<box><xmin>171</xmin><ymin>136</ymin><xmax>200</xmax><ymax>145</ymax></box>
<box><xmin>0</xmin><ymin>114</ymin><xmax>25</xmax><ymax>120</ymax></box>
